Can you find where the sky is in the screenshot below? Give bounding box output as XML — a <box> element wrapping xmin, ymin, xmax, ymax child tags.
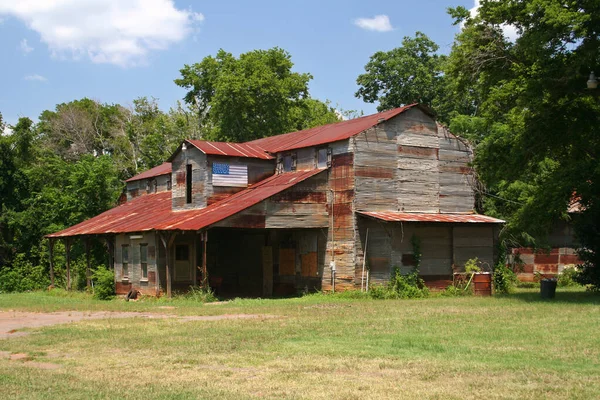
<box><xmin>0</xmin><ymin>0</ymin><xmax>477</xmax><ymax>128</ymax></box>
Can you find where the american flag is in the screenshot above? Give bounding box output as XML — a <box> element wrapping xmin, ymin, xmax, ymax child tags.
<box><xmin>212</xmin><ymin>162</ymin><xmax>248</xmax><ymax>187</ymax></box>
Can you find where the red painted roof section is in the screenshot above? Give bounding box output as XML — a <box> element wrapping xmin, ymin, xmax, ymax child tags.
<box><xmin>47</xmin><ymin>170</ymin><xmax>324</xmax><ymax>237</ymax></box>
<box><xmin>358</xmin><ymin>211</ymin><xmax>505</xmax><ymax>224</ymax></box>
<box><xmin>125</xmin><ymin>162</ymin><xmax>171</xmax><ymax>182</ymax></box>
<box><xmin>186</xmin><ymin>140</ymin><xmax>273</xmax><ymax>160</ymax></box>
<box><xmin>246</xmin><ymin>104</ymin><xmax>419</xmax><ymax>153</ymax></box>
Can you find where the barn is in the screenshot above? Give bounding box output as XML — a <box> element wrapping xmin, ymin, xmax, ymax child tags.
<box><xmin>48</xmin><ymin>104</ymin><xmax>503</xmax><ymax>297</ymax></box>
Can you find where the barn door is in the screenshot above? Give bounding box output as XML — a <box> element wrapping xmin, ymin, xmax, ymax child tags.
<box><xmin>174</xmin><ymin>244</ymin><xmax>193</xmax><ymax>282</ymax></box>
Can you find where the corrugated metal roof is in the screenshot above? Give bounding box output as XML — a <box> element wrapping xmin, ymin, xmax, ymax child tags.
<box><xmin>358</xmin><ymin>211</ymin><xmax>505</xmax><ymax>224</ymax></box>
<box><xmin>125</xmin><ymin>162</ymin><xmax>171</xmax><ymax>182</ymax></box>
<box><xmin>47</xmin><ymin>169</ymin><xmax>324</xmax><ymax>238</ymax></box>
<box><xmin>246</xmin><ymin>104</ymin><xmax>420</xmax><ymax>153</ymax></box>
<box><xmin>186</xmin><ymin>140</ymin><xmax>273</xmax><ymax>160</ymax></box>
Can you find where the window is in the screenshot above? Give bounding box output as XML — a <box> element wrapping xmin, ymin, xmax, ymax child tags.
<box><xmin>283</xmin><ymin>153</ymin><xmax>297</xmax><ymax>172</ymax></box>
<box><xmin>317</xmin><ymin>148</ymin><xmax>329</xmax><ymax>168</ymax></box>
<box><xmin>145</xmin><ymin>179</ymin><xmax>151</xmax><ymax>193</ymax></box>
<box><xmin>121</xmin><ymin>245</ymin><xmax>129</xmax><ymax>279</ymax></box>
<box><xmin>175</xmin><ymin>245</ymin><xmax>189</xmax><ymax>261</ymax></box>
<box><xmin>186</xmin><ymin>164</ymin><xmax>192</xmax><ymax>204</ymax></box>
<box><xmin>140</xmin><ymin>244</ymin><xmax>148</xmax><ymax>280</ymax></box>
<box><xmin>167</xmin><ymin>175</ymin><xmax>172</xmax><ymax>190</ymax></box>
<box><xmin>152</xmin><ymin>179</ymin><xmax>157</xmax><ymax>193</ymax></box>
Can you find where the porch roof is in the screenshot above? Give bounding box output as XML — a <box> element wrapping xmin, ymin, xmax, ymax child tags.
<box><xmin>357</xmin><ymin>211</ymin><xmax>505</xmax><ymax>224</ymax></box>
<box><xmin>47</xmin><ymin>169</ymin><xmax>325</xmax><ymax>238</ymax></box>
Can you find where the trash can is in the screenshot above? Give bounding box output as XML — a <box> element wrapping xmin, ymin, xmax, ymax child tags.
<box><xmin>540</xmin><ymin>278</ymin><xmax>557</xmax><ymax>299</ymax></box>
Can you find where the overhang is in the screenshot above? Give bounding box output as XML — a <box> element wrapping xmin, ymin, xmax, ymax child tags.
<box><xmin>357</xmin><ymin>211</ymin><xmax>505</xmax><ymax>224</ymax></box>
<box><xmin>47</xmin><ymin>169</ymin><xmax>325</xmax><ymax>238</ymax></box>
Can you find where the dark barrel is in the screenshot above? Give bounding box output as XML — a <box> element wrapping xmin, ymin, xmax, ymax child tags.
<box><xmin>540</xmin><ymin>279</ymin><xmax>557</xmax><ymax>299</ymax></box>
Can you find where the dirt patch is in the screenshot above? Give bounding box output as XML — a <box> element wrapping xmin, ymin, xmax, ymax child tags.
<box><xmin>23</xmin><ymin>361</ymin><xmax>61</xmax><ymax>370</ymax></box>
<box><xmin>0</xmin><ymin>311</ymin><xmax>278</xmax><ymax>339</ymax></box>
<box><xmin>10</xmin><ymin>353</ymin><xmax>31</xmax><ymax>361</ymax></box>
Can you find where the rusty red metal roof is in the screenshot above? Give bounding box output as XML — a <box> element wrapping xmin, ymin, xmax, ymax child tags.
<box><xmin>125</xmin><ymin>162</ymin><xmax>171</xmax><ymax>182</ymax></box>
<box><xmin>47</xmin><ymin>169</ymin><xmax>324</xmax><ymax>238</ymax></box>
<box><xmin>184</xmin><ymin>140</ymin><xmax>273</xmax><ymax>160</ymax></box>
<box><xmin>358</xmin><ymin>211</ymin><xmax>505</xmax><ymax>224</ymax></box>
<box><xmin>246</xmin><ymin>104</ymin><xmax>421</xmax><ymax>153</ymax></box>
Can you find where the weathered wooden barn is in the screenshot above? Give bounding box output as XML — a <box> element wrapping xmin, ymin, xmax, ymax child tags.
<box><xmin>48</xmin><ymin>104</ymin><xmax>503</xmax><ymax>297</ymax></box>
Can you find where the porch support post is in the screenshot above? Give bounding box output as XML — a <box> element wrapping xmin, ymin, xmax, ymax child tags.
<box><xmin>159</xmin><ymin>231</ymin><xmax>176</xmax><ymax>298</ymax></box>
<box><xmin>48</xmin><ymin>238</ymin><xmax>55</xmax><ymax>287</ymax></box>
<box><xmin>65</xmin><ymin>238</ymin><xmax>71</xmax><ymax>291</ymax></box>
<box><xmin>202</xmin><ymin>230</ymin><xmax>208</xmax><ymax>289</ymax></box>
<box><xmin>106</xmin><ymin>235</ymin><xmax>115</xmax><ymax>271</ymax></box>
<box><xmin>85</xmin><ymin>237</ymin><xmax>91</xmax><ymax>289</ymax></box>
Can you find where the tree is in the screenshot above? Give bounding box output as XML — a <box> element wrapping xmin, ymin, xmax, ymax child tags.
<box><xmin>355</xmin><ymin>32</ymin><xmax>446</xmax><ymax>112</ymax></box>
<box><xmin>175</xmin><ymin>47</ymin><xmax>340</xmax><ymax>142</ymax></box>
<box><xmin>445</xmin><ymin>1</ymin><xmax>600</xmax><ymax>286</ymax></box>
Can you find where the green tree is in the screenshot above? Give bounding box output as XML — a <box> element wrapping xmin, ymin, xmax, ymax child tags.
<box><xmin>175</xmin><ymin>47</ymin><xmax>339</xmax><ymax>142</ymax></box>
<box><xmin>355</xmin><ymin>32</ymin><xmax>446</xmax><ymax>112</ymax></box>
<box><xmin>445</xmin><ymin>1</ymin><xmax>600</xmax><ymax>286</ymax></box>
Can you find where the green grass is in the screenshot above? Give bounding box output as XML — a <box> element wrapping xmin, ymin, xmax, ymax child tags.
<box><xmin>1</xmin><ymin>288</ymin><xmax>599</xmax><ymax>399</ymax></box>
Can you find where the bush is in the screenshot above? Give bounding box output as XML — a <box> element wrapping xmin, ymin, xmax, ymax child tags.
<box><xmin>440</xmin><ymin>285</ymin><xmax>471</xmax><ymax>297</ymax></box>
<box><xmin>558</xmin><ymin>266</ymin><xmax>581</xmax><ymax>287</ymax></box>
<box><xmin>92</xmin><ymin>266</ymin><xmax>115</xmax><ymax>300</ymax></box>
<box><xmin>367</xmin><ymin>267</ymin><xmax>429</xmax><ymax>300</ymax></box>
<box><xmin>0</xmin><ymin>253</ymin><xmax>50</xmax><ymax>293</ymax></box>
<box><xmin>493</xmin><ymin>263</ymin><xmax>517</xmax><ymax>294</ymax></box>
<box><xmin>185</xmin><ymin>285</ymin><xmax>217</xmax><ymax>303</ymax></box>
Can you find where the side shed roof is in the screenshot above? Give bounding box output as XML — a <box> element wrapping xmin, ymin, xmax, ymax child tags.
<box><xmin>358</xmin><ymin>211</ymin><xmax>504</xmax><ymax>224</ymax></box>
<box><xmin>125</xmin><ymin>162</ymin><xmax>172</xmax><ymax>182</ymax></box>
<box><xmin>47</xmin><ymin>169</ymin><xmax>324</xmax><ymax>238</ymax></box>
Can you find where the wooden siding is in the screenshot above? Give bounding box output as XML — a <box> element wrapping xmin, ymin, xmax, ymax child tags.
<box><xmin>453</xmin><ymin>226</ymin><xmax>494</xmax><ymax>271</ymax></box>
<box><xmin>114</xmin><ymin>232</ymin><xmax>158</xmax><ymax>296</ymax></box>
<box><xmin>171</xmin><ymin>147</ymin><xmax>208</xmax><ymax>210</ymax></box>
<box><xmin>353</xmin><ymin>107</ymin><xmax>474</xmax><ymax>214</ymax></box>
<box><xmin>213</xmin><ymin>172</ymin><xmax>329</xmax><ymax>229</ymax></box>
<box><xmin>126</xmin><ymin>174</ymin><xmax>170</xmax><ymax>201</ymax></box>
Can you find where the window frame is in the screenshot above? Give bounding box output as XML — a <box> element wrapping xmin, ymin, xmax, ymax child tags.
<box><xmin>121</xmin><ymin>244</ymin><xmax>129</xmax><ymax>280</ymax></box>
<box><xmin>140</xmin><ymin>243</ymin><xmax>148</xmax><ymax>281</ymax></box>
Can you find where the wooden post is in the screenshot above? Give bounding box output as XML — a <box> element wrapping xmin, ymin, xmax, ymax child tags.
<box><xmin>202</xmin><ymin>230</ymin><xmax>208</xmax><ymax>289</ymax></box>
<box><xmin>48</xmin><ymin>239</ymin><xmax>55</xmax><ymax>287</ymax></box>
<box><xmin>160</xmin><ymin>232</ymin><xmax>176</xmax><ymax>298</ymax></box>
<box><xmin>85</xmin><ymin>237</ymin><xmax>91</xmax><ymax>289</ymax></box>
<box><xmin>65</xmin><ymin>238</ymin><xmax>71</xmax><ymax>291</ymax></box>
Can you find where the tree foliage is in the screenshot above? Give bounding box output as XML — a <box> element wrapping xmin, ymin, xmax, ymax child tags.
<box><xmin>355</xmin><ymin>32</ymin><xmax>446</xmax><ymax>112</ymax></box>
<box><xmin>175</xmin><ymin>47</ymin><xmax>340</xmax><ymax>142</ymax></box>
<box><xmin>445</xmin><ymin>0</ymin><xmax>600</xmax><ymax>286</ymax></box>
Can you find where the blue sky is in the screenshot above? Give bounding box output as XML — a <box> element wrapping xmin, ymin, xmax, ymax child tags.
<box><xmin>0</xmin><ymin>0</ymin><xmax>475</xmax><ymax>128</ymax></box>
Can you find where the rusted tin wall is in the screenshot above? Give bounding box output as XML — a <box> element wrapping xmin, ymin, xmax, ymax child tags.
<box><xmin>171</xmin><ymin>147</ymin><xmax>208</xmax><ymax>210</ymax></box>
<box><xmin>509</xmin><ymin>247</ymin><xmax>581</xmax><ymax>282</ymax></box>
<box><xmin>323</xmin><ymin>141</ymin><xmax>355</xmax><ymax>290</ymax></box>
<box><xmin>212</xmin><ymin>172</ymin><xmax>328</xmax><ymax>229</ymax></box>
<box><xmin>205</xmin><ymin>156</ymin><xmax>275</xmax><ymax>205</ymax></box>
<box><xmin>453</xmin><ymin>226</ymin><xmax>495</xmax><ymax>271</ymax></box>
<box><xmin>353</xmin><ymin>107</ymin><xmax>474</xmax><ymax>214</ymax></box>
<box><xmin>126</xmin><ymin>174</ymin><xmax>170</xmax><ymax>201</ymax></box>
<box><xmin>114</xmin><ymin>232</ymin><xmax>158</xmax><ymax>295</ymax></box>
<box><xmin>356</xmin><ymin>218</ymin><xmax>496</xmax><ymax>286</ymax></box>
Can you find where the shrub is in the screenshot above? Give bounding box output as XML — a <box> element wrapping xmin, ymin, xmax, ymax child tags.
<box><xmin>464</xmin><ymin>258</ymin><xmax>481</xmax><ymax>274</ymax></box>
<box><xmin>440</xmin><ymin>285</ymin><xmax>471</xmax><ymax>297</ymax></box>
<box><xmin>558</xmin><ymin>266</ymin><xmax>581</xmax><ymax>287</ymax></box>
<box><xmin>0</xmin><ymin>253</ymin><xmax>49</xmax><ymax>293</ymax></box>
<box><xmin>493</xmin><ymin>263</ymin><xmax>517</xmax><ymax>294</ymax></box>
<box><xmin>185</xmin><ymin>285</ymin><xmax>217</xmax><ymax>303</ymax></box>
<box><xmin>367</xmin><ymin>267</ymin><xmax>429</xmax><ymax>299</ymax></box>
<box><xmin>92</xmin><ymin>266</ymin><xmax>115</xmax><ymax>300</ymax></box>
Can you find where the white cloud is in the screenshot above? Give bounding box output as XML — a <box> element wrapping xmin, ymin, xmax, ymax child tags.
<box><xmin>24</xmin><ymin>74</ymin><xmax>47</xmax><ymax>81</ymax></box>
<box><xmin>0</xmin><ymin>0</ymin><xmax>204</xmax><ymax>67</ymax></box>
<box><xmin>2</xmin><ymin>125</ymin><xmax>13</xmax><ymax>136</ymax></box>
<box><xmin>467</xmin><ymin>0</ymin><xmax>518</xmax><ymax>41</ymax></box>
<box><xmin>354</xmin><ymin>15</ymin><xmax>394</xmax><ymax>32</ymax></box>
<box><xmin>20</xmin><ymin>38</ymin><xmax>33</xmax><ymax>54</ymax></box>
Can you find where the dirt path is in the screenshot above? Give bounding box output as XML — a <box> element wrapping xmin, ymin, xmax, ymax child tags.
<box><xmin>0</xmin><ymin>311</ymin><xmax>276</xmax><ymax>339</ymax></box>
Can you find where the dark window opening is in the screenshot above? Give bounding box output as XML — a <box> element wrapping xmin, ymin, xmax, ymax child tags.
<box><xmin>167</xmin><ymin>175</ymin><xmax>172</xmax><ymax>190</ymax></box>
<box><xmin>283</xmin><ymin>153</ymin><xmax>297</xmax><ymax>172</ymax></box>
<box><xmin>140</xmin><ymin>244</ymin><xmax>148</xmax><ymax>279</ymax></box>
<box><xmin>122</xmin><ymin>245</ymin><xmax>129</xmax><ymax>278</ymax></box>
<box><xmin>317</xmin><ymin>148</ymin><xmax>328</xmax><ymax>168</ymax></box>
<box><xmin>185</xmin><ymin>164</ymin><xmax>192</xmax><ymax>204</ymax></box>
<box><xmin>175</xmin><ymin>245</ymin><xmax>189</xmax><ymax>261</ymax></box>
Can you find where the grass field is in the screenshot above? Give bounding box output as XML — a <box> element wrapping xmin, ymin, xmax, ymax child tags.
<box><xmin>0</xmin><ymin>288</ymin><xmax>599</xmax><ymax>399</ymax></box>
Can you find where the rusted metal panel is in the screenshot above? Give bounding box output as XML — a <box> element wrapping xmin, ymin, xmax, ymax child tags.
<box><xmin>48</xmin><ymin>170</ymin><xmax>325</xmax><ymax>237</ymax></box>
<box><xmin>126</xmin><ymin>162</ymin><xmax>171</xmax><ymax>182</ymax></box>
<box><xmin>185</xmin><ymin>140</ymin><xmax>274</xmax><ymax>160</ymax></box>
<box><xmin>358</xmin><ymin>211</ymin><xmax>504</xmax><ymax>224</ymax></box>
<box><xmin>246</xmin><ymin>105</ymin><xmax>424</xmax><ymax>153</ymax></box>
<box><xmin>354</xmin><ymin>166</ymin><xmax>394</xmax><ymax>179</ymax></box>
